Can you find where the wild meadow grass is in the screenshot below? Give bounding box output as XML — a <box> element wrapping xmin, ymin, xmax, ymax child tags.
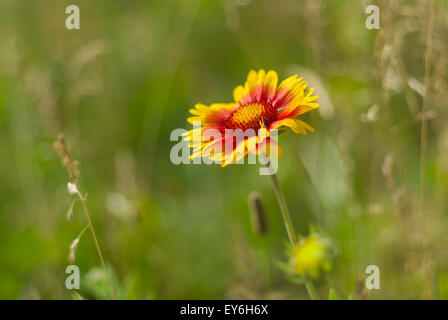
<box><xmin>0</xmin><ymin>0</ymin><xmax>447</xmax><ymax>299</ymax></box>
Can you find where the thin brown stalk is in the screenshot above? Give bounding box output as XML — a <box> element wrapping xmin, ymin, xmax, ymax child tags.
<box><xmin>54</xmin><ymin>135</ymin><xmax>116</xmax><ymax>299</ymax></box>
<box><xmin>77</xmin><ymin>188</ymin><xmax>117</xmax><ymax>300</ymax></box>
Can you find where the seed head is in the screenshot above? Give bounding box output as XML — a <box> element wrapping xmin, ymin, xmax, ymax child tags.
<box><xmin>248</xmin><ymin>191</ymin><xmax>268</xmax><ymax>235</ymax></box>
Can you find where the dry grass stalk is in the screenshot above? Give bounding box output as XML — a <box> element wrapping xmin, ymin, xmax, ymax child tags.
<box><xmin>54</xmin><ymin>134</ymin><xmax>117</xmax><ymax>300</ymax></box>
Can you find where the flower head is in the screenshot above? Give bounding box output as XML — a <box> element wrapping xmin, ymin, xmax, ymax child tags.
<box><xmin>290</xmin><ymin>234</ymin><xmax>332</xmax><ymax>279</ymax></box>
<box><xmin>184</xmin><ymin>70</ymin><xmax>319</xmax><ymax>165</ymax></box>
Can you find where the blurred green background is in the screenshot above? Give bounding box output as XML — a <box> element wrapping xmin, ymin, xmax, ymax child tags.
<box><xmin>0</xmin><ymin>0</ymin><xmax>448</xmax><ymax>299</ymax></box>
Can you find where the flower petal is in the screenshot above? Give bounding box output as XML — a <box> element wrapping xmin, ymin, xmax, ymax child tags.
<box><xmin>264</xmin><ymin>70</ymin><xmax>278</xmax><ymax>99</ymax></box>
<box><xmin>270</xmin><ymin>118</ymin><xmax>315</xmax><ymax>135</ymax></box>
<box><xmin>187</xmin><ymin>103</ymin><xmax>235</xmax><ymax>126</ymax></box>
<box><xmin>254</xmin><ymin>137</ymin><xmax>283</xmax><ymax>158</ymax></box>
<box><xmin>233</xmin><ymin>85</ymin><xmax>246</xmax><ymax>103</ymax></box>
<box><xmin>273</xmin><ymin>75</ymin><xmax>305</xmax><ymax>108</ymax></box>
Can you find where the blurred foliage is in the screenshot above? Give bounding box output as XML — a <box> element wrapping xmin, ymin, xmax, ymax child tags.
<box><xmin>0</xmin><ymin>0</ymin><xmax>448</xmax><ymax>299</ymax></box>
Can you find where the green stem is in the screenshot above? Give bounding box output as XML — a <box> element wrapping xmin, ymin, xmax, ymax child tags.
<box><xmin>268</xmin><ymin>170</ymin><xmax>320</xmax><ymax>300</ymax></box>
<box><xmin>269</xmin><ymin>173</ymin><xmax>297</xmax><ymax>245</ymax></box>
<box><xmin>304</xmin><ymin>279</ymin><xmax>318</xmax><ymax>300</ymax></box>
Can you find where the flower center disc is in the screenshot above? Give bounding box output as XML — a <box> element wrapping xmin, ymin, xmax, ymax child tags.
<box><xmin>225</xmin><ymin>103</ymin><xmax>276</xmax><ymax>131</ymax></box>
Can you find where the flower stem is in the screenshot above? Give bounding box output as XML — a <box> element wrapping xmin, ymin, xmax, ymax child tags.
<box><xmin>269</xmin><ymin>173</ymin><xmax>297</xmax><ymax>245</ymax></box>
<box><xmin>304</xmin><ymin>279</ymin><xmax>318</xmax><ymax>300</ymax></box>
<box><xmin>268</xmin><ymin>170</ymin><xmax>320</xmax><ymax>300</ymax></box>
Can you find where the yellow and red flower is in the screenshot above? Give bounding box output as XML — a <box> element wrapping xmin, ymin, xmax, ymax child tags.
<box><xmin>184</xmin><ymin>70</ymin><xmax>319</xmax><ymax>165</ymax></box>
